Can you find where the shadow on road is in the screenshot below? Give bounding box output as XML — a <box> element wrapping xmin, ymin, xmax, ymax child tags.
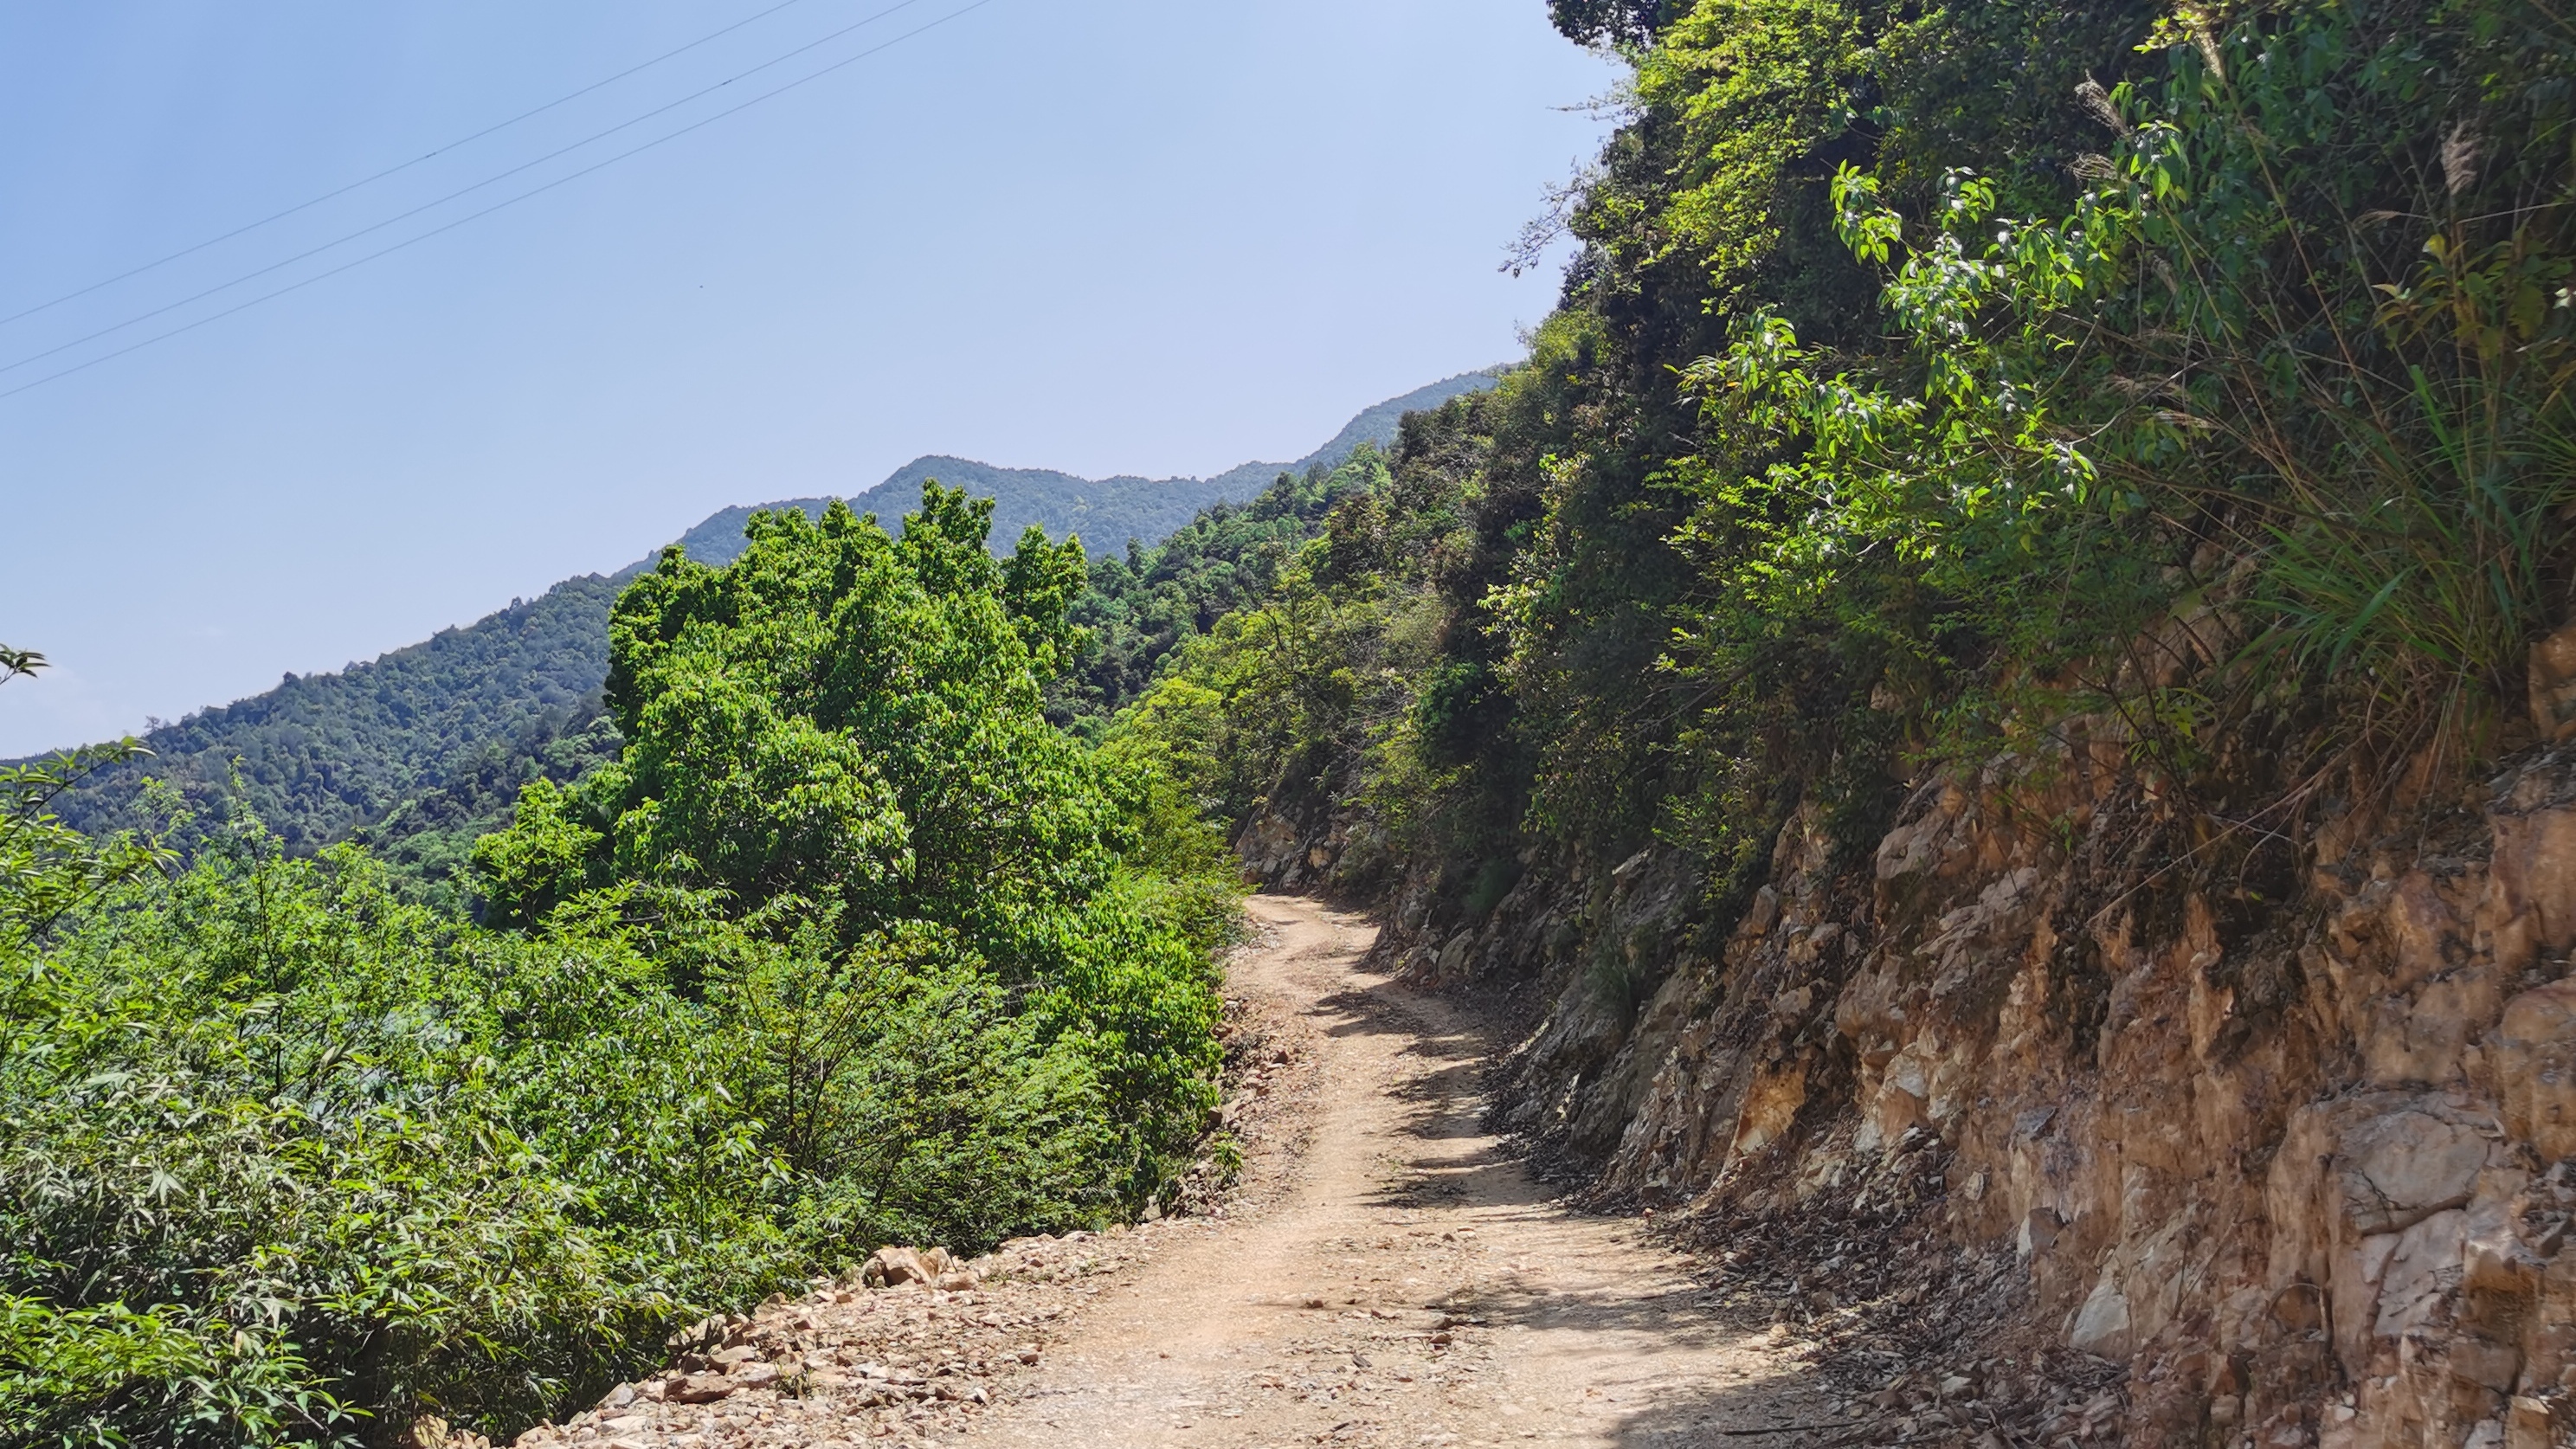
<box><xmin>1234</xmin><ymin>899</ymin><xmax>1841</xmax><ymax>1446</ymax></box>
<box><xmin>1601</xmin><ymin>1381</ymin><xmax>1871</xmax><ymax>1447</ymax></box>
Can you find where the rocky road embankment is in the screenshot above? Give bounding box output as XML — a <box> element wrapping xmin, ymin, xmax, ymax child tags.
<box><xmin>1331</xmin><ymin>713</ymin><xmax>2576</xmax><ymax>1447</ymax></box>
<box><xmin>512</xmin><ymin>1230</ymin><xmax>1166</xmax><ymax>1448</ymax></box>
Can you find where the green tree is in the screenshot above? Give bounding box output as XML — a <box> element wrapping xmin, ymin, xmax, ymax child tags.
<box><xmin>0</xmin><ymin>478</ymin><xmax>1239</xmax><ymax>1446</ymax></box>
<box><xmin>476</xmin><ymin>482</ymin><xmax>1227</xmax><ymax>1190</ymax></box>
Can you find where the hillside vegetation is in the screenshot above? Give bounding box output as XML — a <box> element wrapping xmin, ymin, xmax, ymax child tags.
<box><xmin>0</xmin><ymin>488</ymin><xmax>1236</xmax><ymax>1445</ymax></box>
<box><xmin>43</xmin><ymin>577</ymin><xmax>622</xmax><ymax>859</ymax></box>
<box><xmin>679</xmin><ymin>370</ymin><xmax>1497</xmax><ymax>576</ymax></box>
<box><xmin>16</xmin><ymin>0</ymin><xmax>2576</xmax><ymax>1441</ymax></box>
<box><xmin>1088</xmin><ymin>0</ymin><xmax>2576</xmax><ymax>1441</ymax></box>
<box><xmin>1059</xmin><ymin>447</ymin><xmax>1395</xmax><ymax>725</ymax></box>
<box><xmin>33</xmin><ymin>373</ymin><xmax>1497</xmax><ymax>902</ymax></box>
<box><xmin>1120</xmin><ymin>0</ymin><xmax>2576</xmax><ymax>965</ymax></box>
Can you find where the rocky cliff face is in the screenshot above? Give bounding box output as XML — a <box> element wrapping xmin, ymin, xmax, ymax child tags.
<box><xmin>1247</xmin><ymin>712</ymin><xmax>2576</xmax><ymax>1446</ymax></box>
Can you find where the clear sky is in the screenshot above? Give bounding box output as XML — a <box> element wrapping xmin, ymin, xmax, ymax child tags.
<box><xmin>0</xmin><ymin>0</ymin><xmax>1617</xmax><ymax>757</ymax></box>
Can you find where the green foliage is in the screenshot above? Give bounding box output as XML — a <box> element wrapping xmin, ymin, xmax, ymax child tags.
<box><xmin>39</xmin><ymin>579</ymin><xmax>625</xmax><ymax>864</ymax></box>
<box><xmin>1117</xmin><ymin>0</ymin><xmax>2576</xmax><ymax>979</ymax></box>
<box><xmin>23</xmin><ymin>0</ymin><xmax>2575</xmax><ymax>1430</ymax></box>
<box><xmin>1547</xmin><ymin>0</ymin><xmax>1671</xmax><ymax>46</ymax></box>
<box><xmin>2</xmin><ymin>745</ymin><xmax>166</xmax><ymax>955</ymax></box>
<box><xmin>1103</xmin><ymin>392</ymin><xmax>1530</xmax><ymax>900</ymax></box>
<box><xmin>475</xmin><ymin>479</ymin><xmax>1233</xmax><ymax>1195</ymax></box>
<box><xmin>32</xmin><ymin>377</ymin><xmax>1498</xmax><ymax>916</ymax></box>
<box><xmin>0</xmin><ymin>653</ymin><xmax>165</xmax><ymax>954</ymax></box>
<box><xmin>3</xmin><ymin>827</ymin><xmax>708</xmax><ymax>1445</ymax></box>
<box><xmin>1692</xmin><ymin>0</ymin><xmax>2576</xmax><ymax>788</ymax></box>
<box><xmin>0</xmin><ymin>487</ymin><xmax>1239</xmax><ymax>1444</ymax></box>
<box><xmin>1059</xmin><ymin>449</ymin><xmax>1396</xmax><ymax>726</ymax></box>
<box><xmin>349</xmin><ymin>707</ymin><xmax>621</xmax><ymax>916</ymax></box>
<box><xmin>0</xmin><ymin>847</ymin><xmax>1207</xmax><ymax>1444</ymax></box>
<box><xmin>1631</xmin><ymin>0</ymin><xmax>1878</xmax><ymax>301</ymax></box>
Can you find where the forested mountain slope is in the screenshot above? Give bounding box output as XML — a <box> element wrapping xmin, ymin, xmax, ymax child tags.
<box><xmin>44</xmin><ymin>576</ymin><xmax>625</xmax><ymax>857</ymax></box>
<box><xmin>675</xmin><ymin>370</ymin><xmax>1498</xmax><ymax>570</ymax></box>
<box><xmin>35</xmin><ymin>372</ymin><xmax>1497</xmax><ymax>873</ymax></box>
<box><xmin>1060</xmin><ymin>445</ymin><xmax>1397</xmax><ymax>724</ymax></box>
<box><xmin>1092</xmin><ymin>3</ymin><xmax>2576</xmax><ymax>1445</ymax></box>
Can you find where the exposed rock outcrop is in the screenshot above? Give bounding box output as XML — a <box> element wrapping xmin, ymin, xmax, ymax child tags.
<box><xmin>1272</xmin><ymin>726</ymin><xmax>2576</xmax><ymax>1446</ymax></box>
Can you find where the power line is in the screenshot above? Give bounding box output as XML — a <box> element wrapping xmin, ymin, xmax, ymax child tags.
<box><xmin>0</xmin><ymin>0</ymin><xmax>1004</xmax><ymax>403</ymax></box>
<box><xmin>0</xmin><ymin>0</ymin><xmax>837</xmax><ymax>332</ymax></box>
<box><xmin>0</xmin><ymin>0</ymin><xmax>942</xmax><ymax>381</ymax></box>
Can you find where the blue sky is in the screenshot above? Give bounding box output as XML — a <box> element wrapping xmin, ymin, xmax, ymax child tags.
<box><xmin>0</xmin><ymin>1</ymin><xmax>1617</xmax><ymax>756</ymax></box>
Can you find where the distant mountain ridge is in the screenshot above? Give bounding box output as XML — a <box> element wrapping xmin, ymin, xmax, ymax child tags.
<box><xmin>37</xmin><ymin>370</ymin><xmax>1504</xmax><ymax>861</ymax></box>
<box><xmin>670</xmin><ymin>369</ymin><xmax>1499</xmax><ymax>568</ymax></box>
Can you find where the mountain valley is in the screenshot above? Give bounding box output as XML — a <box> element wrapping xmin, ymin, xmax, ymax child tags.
<box><xmin>32</xmin><ymin>370</ymin><xmax>1496</xmax><ymax>895</ymax></box>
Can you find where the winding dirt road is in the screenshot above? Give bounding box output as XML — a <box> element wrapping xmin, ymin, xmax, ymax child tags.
<box><xmin>519</xmin><ymin>896</ymin><xmax>1826</xmax><ymax>1449</ymax></box>
<box><xmin>960</xmin><ymin>895</ymin><xmax>1823</xmax><ymax>1449</ymax></box>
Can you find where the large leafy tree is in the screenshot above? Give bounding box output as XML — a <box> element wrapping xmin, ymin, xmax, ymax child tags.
<box><xmin>475</xmin><ymin>482</ymin><xmax>1222</xmax><ymax>1186</ymax></box>
<box><xmin>477</xmin><ymin>486</ymin><xmax>1108</xmax><ymax>968</ymax></box>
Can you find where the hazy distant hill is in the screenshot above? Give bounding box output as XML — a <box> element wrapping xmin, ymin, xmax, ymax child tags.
<box><xmin>39</xmin><ymin>370</ymin><xmax>1502</xmax><ymax>874</ymax></box>
<box><xmin>672</xmin><ymin>369</ymin><xmax>1500</xmax><ymax>569</ymax></box>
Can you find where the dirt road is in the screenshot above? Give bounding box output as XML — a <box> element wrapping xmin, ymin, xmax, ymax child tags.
<box><xmin>961</xmin><ymin>895</ymin><xmax>1824</xmax><ymax>1449</ymax></box>
<box><xmin>518</xmin><ymin>896</ymin><xmax>1826</xmax><ymax>1449</ymax></box>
